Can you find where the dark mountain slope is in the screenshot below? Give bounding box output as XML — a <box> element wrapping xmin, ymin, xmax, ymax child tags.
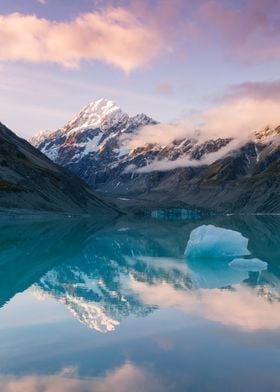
<box><xmin>128</xmin><ymin>140</ymin><xmax>280</xmax><ymax>213</ymax></box>
<box><xmin>0</xmin><ymin>122</ymin><xmax>120</xmax><ymax>215</ymax></box>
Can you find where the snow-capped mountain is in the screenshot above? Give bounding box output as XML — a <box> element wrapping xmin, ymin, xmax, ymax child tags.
<box><xmin>30</xmin><ymin>98</ymin><xmax>157</xmax><ymax>165</ymax></box>
<box><xmin>30</xmin><ymin>98</ymin><xmax>233</xmax><ymax>189</ymax></box>
<box><xmin>31</xmin><ymin>99</ymin><xmax>280</xmax><ymax>213</ymax></box>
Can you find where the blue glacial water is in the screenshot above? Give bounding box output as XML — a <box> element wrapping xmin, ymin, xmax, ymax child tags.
<box><xmin>0</xmin><ymin>214</ymin><xmax>280</xmax><ymax>391</ymax></box>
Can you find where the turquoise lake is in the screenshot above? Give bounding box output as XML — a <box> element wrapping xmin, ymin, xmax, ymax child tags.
<box><xmin>0</xmin><ymin>214</ymin><xmax>280</xmax><ymax>391</ymax></box>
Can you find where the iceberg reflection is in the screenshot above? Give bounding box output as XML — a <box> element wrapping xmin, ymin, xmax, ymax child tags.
<box><xmin>0</xmin><ymin>215</ymin><xmax>280</xmax><ymax>333</ymax></box>
<box><xmin>1</xmin><ymin>215</ymin><xmax>280</xmax><ymax>392</ymax></box>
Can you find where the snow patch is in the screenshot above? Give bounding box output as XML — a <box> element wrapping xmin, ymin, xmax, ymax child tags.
<box><xmin>63</xmin><ymin>98</ymin><xmax>129</xmax><ymax>136</ymax></box>
<box><xmin>80</xmin><ymin>133</ymin><xmax>103</xmax><ymax>157</ymax></box>
<box><xmin>41</xmin><ymin>143</ymin><xmax>60</xmax><ymax>161</ymax></box>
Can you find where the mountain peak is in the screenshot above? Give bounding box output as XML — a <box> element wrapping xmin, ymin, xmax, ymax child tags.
<box><xmin>31</xmin><ymin>101</ymin><xmax>157</xmax><ymax>168</ymax></box>
<box><xmin>84</xmin><ymin>98</ymin><xmax>120</xmax><ymax>116</ymax></box>
<box><xmin>61</xmin><ymin>98</ymin><xmax>127</xmax><ymax>136</ymax></box>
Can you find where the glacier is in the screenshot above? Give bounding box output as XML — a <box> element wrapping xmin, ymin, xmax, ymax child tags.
<box><xmin>229</xmin><ymin>258</ymin><xmax>268</xmax><ymax>272</ymax></box>
<box><xmin>184</xmin><ymin>225</ymin><xmax>250</xmax><ymax>259</ymax></box>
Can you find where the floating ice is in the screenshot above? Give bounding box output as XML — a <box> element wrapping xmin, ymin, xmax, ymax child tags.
<box><xmin>184</xmin><ymin>225</ymin><xmax>250</xmax><ymax>259</ymax></box>
<box><xmin>229</xmin><ymin>258</ymin><xmax>268</xmax><ymax>272</ymax></box>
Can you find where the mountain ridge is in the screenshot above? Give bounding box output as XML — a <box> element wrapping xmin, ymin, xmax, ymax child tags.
<box><xmin>31</xmin><ymin>99</ymin><xmax>280</xmax><ymax>213</ymax></box>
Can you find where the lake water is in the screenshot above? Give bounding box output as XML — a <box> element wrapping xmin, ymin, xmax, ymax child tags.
<box><xmin>0</xmin><ymin>214</ymin><xmax>280</xmax><ymax>391</ymax></box>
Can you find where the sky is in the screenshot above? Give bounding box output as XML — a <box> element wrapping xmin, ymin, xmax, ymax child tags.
<box><xmin>0</xmin><ymin>0</ymin><xmax>279</xmax><ymax>138</ymax></box>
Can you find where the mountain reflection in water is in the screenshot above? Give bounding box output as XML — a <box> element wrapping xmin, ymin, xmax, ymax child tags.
<box><xmin>1</xmin><ymin>215</ymin><xmax>280</xmax><ymax>332</ymax></box>
<box><xmin>0</xmin><ymin>214</ymin><xmax>280</xmax><ymax>391</ymax></box>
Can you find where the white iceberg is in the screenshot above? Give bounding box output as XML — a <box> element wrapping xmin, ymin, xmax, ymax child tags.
<box><xmin>184</xmin><ymin>225</ymin><xmax>250</xmax><ymax>259</ymax></box>
<box><xmin>229</xmin><ymin>258</ymin><xmax>267</xmax><ymax>272</ymax></box>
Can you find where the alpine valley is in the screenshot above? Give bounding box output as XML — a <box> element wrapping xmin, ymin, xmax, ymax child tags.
<box><xmin>31</xmin><ymin>98</ymin><xmax>280</xmax><ymax>214</ymax></box>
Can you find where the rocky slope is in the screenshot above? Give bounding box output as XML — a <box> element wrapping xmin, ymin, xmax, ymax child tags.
<box><xmin>128</xmin><ymin>133</ymin><xmax>280</xmax><ymax>213</ymax></box>
<box><xmin>0</xmin><ymin>121</ymin><xmax>120</xmax><ymax>214</ymax></box>
<box><xmin>31</xmin><ymin>99</ymin><xmax>280</xmax><ymax>213</ymax></box>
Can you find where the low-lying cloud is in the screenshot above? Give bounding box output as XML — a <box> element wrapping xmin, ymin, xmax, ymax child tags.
<box><xmin>136</xmin><ymin>140</ymin><xmax>242</xmax><ymax>173</ymax></box>
<box><xmin>128</xmin><ymin>96</ymin><xmax>280</xmax><ymax>149</ymax></box>
<box><xmin>122</xmin><ymin>81</ymin><xmax>280</xmax><ymax>172</ymax></box>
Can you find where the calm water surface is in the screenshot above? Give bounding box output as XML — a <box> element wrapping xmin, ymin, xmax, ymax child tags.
<box><xmin>0</xmin><ymin>214</ymin><xmax>280</xmax><ymax>391</ymax></box>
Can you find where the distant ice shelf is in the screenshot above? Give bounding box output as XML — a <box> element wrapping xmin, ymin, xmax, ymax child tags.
<box><xmin>150</xmin><ymin>208</ymin><xmax>210</xmax><ymax>220</ymax></box>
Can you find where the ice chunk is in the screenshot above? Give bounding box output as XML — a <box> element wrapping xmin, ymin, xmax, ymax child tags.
<box><xmin>185</xmin><ymin>225</ymin><xmax>250</xmax><ymax>259</ymax></box>
<box><xmin>229</xmin><ymin>258</ymin><xmax>267</xmax><ymax>272</ymax></box>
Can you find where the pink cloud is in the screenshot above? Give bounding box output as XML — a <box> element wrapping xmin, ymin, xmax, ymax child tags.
<box><xmin>222</xmin><ymin>80</ymin><xmax>280</xmax><ymax>102</ymax></box>
<box><xmin>0</xmin><ymin>9</ymin><xmax>165</xmax><ymax>72</ymax></box>
<box><xmin>130</xmin><ymin>279</ymin><xmax>280</xmax><ymax>331</ymax></box>
<box><xmin>126</xmin><ymin>0</ymin><xmax>280</xmax><ymax>64</ymax></box>
<box><xmin>0</xmin><ymin>363</ymin><xmax>163</xmax><ymax>392</ymax></box>
<box><xmin>196</xmin><ymin>0</ymin><xmax>280</xmax><ymax>63</ymax></box>
<box><xmin>0</xmin><ymin>1</ymin><xmax>279</xmax><ymax>71</ymax></box>
<box><xmin>155</xmin><ymin>82</ymin><xmax>173</xmax><ymax>95</ymax></box>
